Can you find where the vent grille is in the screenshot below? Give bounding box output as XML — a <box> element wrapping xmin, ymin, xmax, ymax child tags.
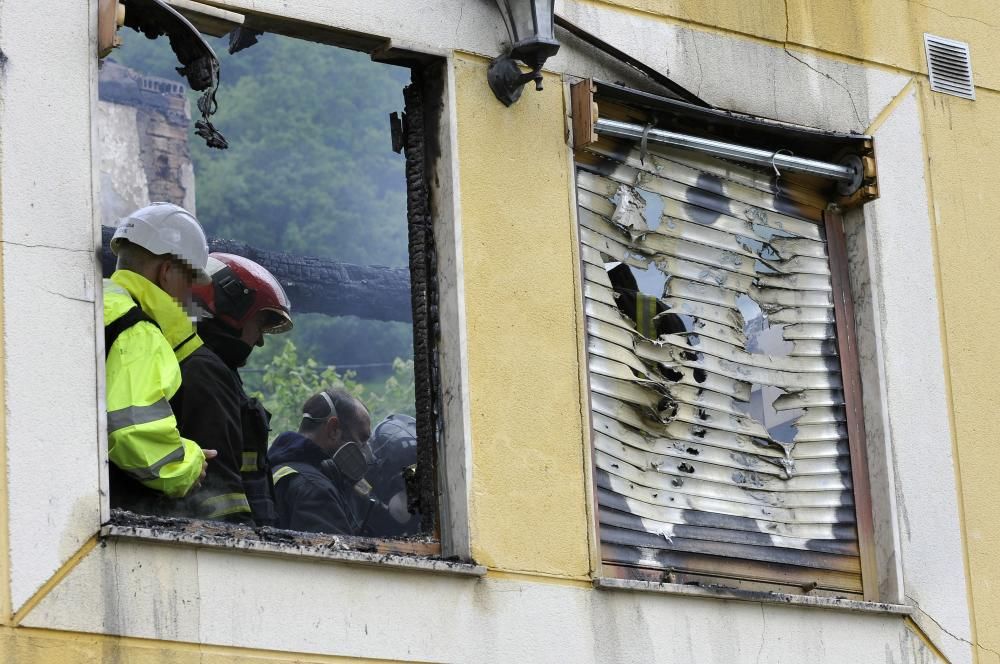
<box><xmin>925</xmin><ymin>34</ymin><xmax>975</xmax><ymax>100</ymax></box>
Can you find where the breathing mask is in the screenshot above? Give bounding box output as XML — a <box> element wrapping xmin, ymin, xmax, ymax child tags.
<box><xmin>304</xmin><ymin>390</ymin><xmax>373</xmax><ymax>494</ymax></box>
<box><xmin>320</xmin><ymin>441</ymin><xmax>370</xmax><ymax>490</ymax></box>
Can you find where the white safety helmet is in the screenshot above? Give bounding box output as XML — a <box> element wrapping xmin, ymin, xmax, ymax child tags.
<box><xmin>111</xmin><ymin>203</ymin><xmax>211</xmax><ymax>284</ymax></box>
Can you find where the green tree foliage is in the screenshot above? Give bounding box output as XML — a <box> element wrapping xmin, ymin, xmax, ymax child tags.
<box><xmin>192</xmin><ymin>36</ymin><xmax>411</xmax><ymax>267</ymax></box>
<box><xmin>116</xmin><ymin>32</ymin><xmax>410</xmax><ymax>265</ymax></box>
<box><xmin>255</xmin><ymin>339</ymin><xmax>415</xmax><ymax>436</ymax></box>
<box><xmin>112</xmin><ymin>30</ymin><xmax>417</xmax><ymax>421</ymax></box>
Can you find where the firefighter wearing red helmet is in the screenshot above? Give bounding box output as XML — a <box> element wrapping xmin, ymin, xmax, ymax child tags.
<box><xmin>171</xmin><ymin>253</ymin><xmax>293</xmax><ymax>525</ymax></box>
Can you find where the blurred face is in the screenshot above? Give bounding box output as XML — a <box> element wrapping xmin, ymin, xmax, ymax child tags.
<box><xmin>157</xmin><ymin>257</ymin><xmax>197</xmax><ymax>306</ymax></box>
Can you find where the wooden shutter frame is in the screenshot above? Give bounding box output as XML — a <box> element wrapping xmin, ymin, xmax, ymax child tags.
<box><xmin>823</xmin><ymin>209</ymin><xmax>878</xmax><ymax>600</ymax></box>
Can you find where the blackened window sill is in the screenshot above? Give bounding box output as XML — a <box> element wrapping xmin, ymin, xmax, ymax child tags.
<box><xmin>101</xmin><ymin>512</ymin><xmax>485</xmax><ymax>578</ymax></box>
<box><xmin>595</xmin><ymin>577</ymin><xmax>913</xmax><ymax>615</ymax></box>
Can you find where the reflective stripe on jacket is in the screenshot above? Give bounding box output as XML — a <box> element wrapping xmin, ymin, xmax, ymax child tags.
<box><xmin>267</xmin><ymin>432</ymin><xmax>361</xmax><ymax>535</ymax></box>
<box><xmin>270</xmin><ymin>461</ymin><xmax>358</xmax><ymax>535</ymax></box>
<box><xmin>104</xmin><ymin>270</ymin><xmax>205</xmax><ymax>499</ymax></box>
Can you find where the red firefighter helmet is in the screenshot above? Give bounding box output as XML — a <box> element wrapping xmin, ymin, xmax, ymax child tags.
<box><xmin>193</xmin><ymin>253</ymin><xmax>293</xmax><ymax>334</ymax></box>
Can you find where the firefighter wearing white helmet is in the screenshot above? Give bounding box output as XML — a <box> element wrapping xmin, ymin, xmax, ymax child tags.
<box><xmin>104</xmin><ymin>203</ymin><xmax>218</xmax><ymax>515</ymax></box>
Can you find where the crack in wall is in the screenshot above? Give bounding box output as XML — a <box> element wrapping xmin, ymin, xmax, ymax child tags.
<box><xmin>690</xmin><ymin>36</ymin><xmax>704</xmax><ymax>97</ymax></box>
<box><xmin>44</xmin><ymin>289</ymin><xmax>94</xmax><ymax>305</ymax></box>
<box><xmin>783</xmin><ymin>0</ymin><xmax>791</xmax><ymax>43</ymax></box>
<box><xmin>781</xmin><ymin>0</ymin><xmax>869</xmax><ymax>131</ymax></box>
<box><xmin>755</xmin><ymin>602</ymin><xmax>767</xmax><ymax>664</ymax></box>
<box><xmin>906</xmin><ymin>0</ymin><xmax>1000</xmax><ymax>30</ymax></box>
<box><xmin>906</xmin><ymin>593</ymin><xmax>978</xmax><ymax>656</ymax></box>
<box><xmin>455</xmin><ymin>2</ymin><xmax>465</xmax><ymax>43</ymax></box>
<box><xmin>0</xmin><ymin>240</ymin><xmax>94</xmax><ymax>255</ymax></box>
<box><xmin>781</xmin><ymin>48</ymin><xmax>865</xmax><ymax>129</ymax></box>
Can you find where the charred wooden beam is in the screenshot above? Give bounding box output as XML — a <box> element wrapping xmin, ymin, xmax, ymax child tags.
<box><xmin>101</xmin><ymin>225</ymin><xmax>412</xmax><ymax>322</ymax></box>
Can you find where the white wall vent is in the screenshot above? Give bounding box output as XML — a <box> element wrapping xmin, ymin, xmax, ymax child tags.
<box><xmin>924</xmin><ymin>34</ymin><xmax>975</xmax><ymax>100</ymax></box>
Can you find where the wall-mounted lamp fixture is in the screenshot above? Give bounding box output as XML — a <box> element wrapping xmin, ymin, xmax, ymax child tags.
<box><xmin>488</xmin><ymin>0</ymin><xmax>560</xmax><ymax>106</ymax></box>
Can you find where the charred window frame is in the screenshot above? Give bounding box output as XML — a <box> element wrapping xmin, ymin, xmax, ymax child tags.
<box><xmin>98</xmin><ymin>12</ymin><xmax>466</xmax><ymax>564</ymax></box>
<box><xmin>401</xmin><ymin>70</ymin><xmax>441</xmax><ymax>537</ymax></box>
<box><xmin>572</xmin><ymin>80</ymin><xmax>886</xmax><ymax>602</ymax></box>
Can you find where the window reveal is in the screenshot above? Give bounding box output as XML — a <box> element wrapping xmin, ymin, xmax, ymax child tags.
<box><xmin>576</xmin><ymin>137</ymin><xmax>871</xmax><ymax>598</ymax></box>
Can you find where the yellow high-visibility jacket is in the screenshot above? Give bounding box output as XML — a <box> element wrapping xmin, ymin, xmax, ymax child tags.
<box><xmin>104</xmin><ymin>270</ymin><xmax>205</xmax><ymax>498</ymax></box>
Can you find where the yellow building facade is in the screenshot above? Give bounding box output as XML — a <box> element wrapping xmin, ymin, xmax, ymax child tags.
<box><xmin>0</xmin><ymin>1</ymin><xmax>995</xmax><ymax>662</ymax></box>
<box><xmin>571</xmin><ymin>2</ymin><xmax>1000</xmax><ymax>659</ymax></box>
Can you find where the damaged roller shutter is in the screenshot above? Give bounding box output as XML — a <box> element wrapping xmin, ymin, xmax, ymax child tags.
<box><xmin>576</xmin><ymin>132</ymin><xmax>873</xmax><ymax>599</ymax></box>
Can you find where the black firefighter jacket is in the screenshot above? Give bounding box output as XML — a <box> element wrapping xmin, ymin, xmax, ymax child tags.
<box><xmin>267</xmin><ymin>431</ymin><xmax>365</xmax><ymax>535</ymax></box>
<box><xmin>171</xmin><ymin>322</ymin><xmax>275</xmax><ymax>525</ymax></box>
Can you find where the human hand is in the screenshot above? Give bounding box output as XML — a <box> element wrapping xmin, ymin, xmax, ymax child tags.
<box><xmin>198</xmin><ymin>449</ymin><xmax>218</xmax><ymax>485</ymax></box>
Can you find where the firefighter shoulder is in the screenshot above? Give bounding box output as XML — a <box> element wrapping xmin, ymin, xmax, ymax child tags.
<box><xmin>173</xmin><ymin>253</ymin><xmax>293</xmax><ymax>525</ymax></box>
<box><xmin>104</xmin><ymin>203</ymin><xmax>213</xmax><ymax>511</ymax></box>
<box><xmin>267</xmin><ymin>389</ymin><xmax>373</xmax><ymax>535</ymax></box>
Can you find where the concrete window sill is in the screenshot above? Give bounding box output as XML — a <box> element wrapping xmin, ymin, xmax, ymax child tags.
<box><xmin>101</xmin><ymin>522</ymin><xmax>486</xmax><ymax>578</ymax></box>
<box><xmin>595</xmin><ymin>577</ymin><xmax>914</xmax><ymax>615</ymax></box>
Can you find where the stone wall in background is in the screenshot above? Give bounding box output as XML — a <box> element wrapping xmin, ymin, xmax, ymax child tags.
<box><xmin>97</xmin><ymin>60</ymin><xmax>195</xmax><ymax>226</ymax></box>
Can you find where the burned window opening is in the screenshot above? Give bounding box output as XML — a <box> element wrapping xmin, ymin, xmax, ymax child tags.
<box><xmin>99</xmin><ymin>27</ymin><xmax>447</xmax><ymax>558</ymax></box>
<box><xmin>578</xmin><ymin>132</ymin><xmax>873</xmax><ymax>599</ymax></box>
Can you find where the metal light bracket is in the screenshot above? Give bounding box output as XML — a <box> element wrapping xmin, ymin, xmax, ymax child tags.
<box><xmin>487</xmin><ymin>54</ymin><xmax>544</xmax><ymax>107</ymax></box>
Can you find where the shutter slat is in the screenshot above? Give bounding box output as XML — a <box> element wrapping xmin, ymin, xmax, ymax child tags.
<box><xmin>601</xmin><ymin>545</ymin><xmax>864</xmax><ymax>595</ymax></box>
<box><xmin>595</xmin><ymin>433</ymin><xmax>851</xmax><ymax>491</ymax></box>
<box><xmin>597</xmin><ymin>488</ymin><xmax>858</xmax><ymax>540</ymax></box>
<box><xmin>599</xmin><ymin>507</ymin><xmax>859</xmax><ymax>555</ymax></box>
<box><xmin>599</xmin><ymin>524</ymin><xmax>860</xmax><ymax>571</ymax></box>
<box><xmin>596</xmin><ymin>471</ymin><xmax>856</xmax><ymax>523</ymax></box>
<box><xmin>587</xmin><ymin>141</ymin><xmax>823</xmax><ymax>223</ymax></box>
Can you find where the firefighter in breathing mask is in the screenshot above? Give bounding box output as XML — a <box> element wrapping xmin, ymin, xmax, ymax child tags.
<box><xmin>267</xmin><ymin>389</ymin><xmax>374</xmax><ymax>534</ymax></box>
